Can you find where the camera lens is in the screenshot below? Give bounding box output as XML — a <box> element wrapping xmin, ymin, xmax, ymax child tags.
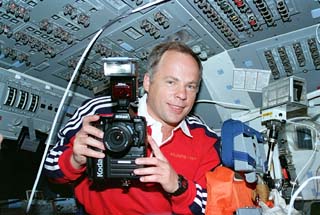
<box><xmin>104</xmin><ymin>122</ymin><xmax>133</xmax><ymax>153</ymax></box>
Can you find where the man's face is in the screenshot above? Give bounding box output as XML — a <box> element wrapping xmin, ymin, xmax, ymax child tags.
<box><xmin>143</xmin><ymin>50</ymin><xmax>201</xmax><ymax>128</ymax></box>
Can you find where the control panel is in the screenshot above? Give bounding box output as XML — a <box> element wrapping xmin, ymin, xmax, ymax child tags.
<box><xmin>0</xmin><ymin>68</ymin><xmax>89</xmax><ymax>146</ymax></box>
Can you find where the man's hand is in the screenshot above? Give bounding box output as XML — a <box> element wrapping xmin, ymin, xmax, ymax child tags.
<box><xmin>71</xmin><ymin>115</ymin><xmax>105</xmax><ymax>169</ymax></box>
<box><xmin>134</xmin><ymin>136</ymin><xmax>179</xmax><ymax>193</ymax></box>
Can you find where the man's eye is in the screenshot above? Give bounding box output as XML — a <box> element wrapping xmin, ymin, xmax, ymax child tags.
<box><xmin>167</xmin><ymin>80</ymin><xmax>174</xmax><ymax>85</ymax></box>
<box><xmin>187</xmin><ymin>85</ymin><xmax>197</xmax><ymax>91</ymax></box>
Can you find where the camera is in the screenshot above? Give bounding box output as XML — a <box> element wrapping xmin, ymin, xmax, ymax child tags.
<box><xmin>87</xmin><ymin>58</ymin><xmax>147</xmax><ymax>182</ymax></box>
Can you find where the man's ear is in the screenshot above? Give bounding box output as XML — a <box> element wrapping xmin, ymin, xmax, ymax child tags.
<box><xmin>143</xmin><ymin>73</ymin><xmax>150</xmax><ymax>93</ymax></box>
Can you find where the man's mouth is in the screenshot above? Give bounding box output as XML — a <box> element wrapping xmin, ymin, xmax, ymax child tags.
<box><xmin>169</xmin><ymin>104</ymin><xmax>185</xmax><ymax>112</ymax></box>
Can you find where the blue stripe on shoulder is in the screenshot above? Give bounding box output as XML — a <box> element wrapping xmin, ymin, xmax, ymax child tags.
<box><xmin>186</xmin><ymin>115</ymin><xmax>219</xmax><ymax>139</ymax></box>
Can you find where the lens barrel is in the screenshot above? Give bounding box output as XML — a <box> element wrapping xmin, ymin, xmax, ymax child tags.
<box><xmin>104</xmin><ymin>122</ymin><xmax>133</xmax><ymax>153</ymax></box>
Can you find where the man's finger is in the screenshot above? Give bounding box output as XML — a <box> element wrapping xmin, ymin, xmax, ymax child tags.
<box><xmin>82</xmin><ymin>115</ymin><xmax>104</xmax><ymax>139</ymax></box>
<box><xmin>147</xmin><ymin>136</ymin><xmax>166</xmax><ymax>161</ymax></box>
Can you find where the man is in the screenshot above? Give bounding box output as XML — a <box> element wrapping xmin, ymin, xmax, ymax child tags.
<box><xmin>44</xmin><ymin>41</ymin><xmax>220</xmax><ymax>214</ymax></box>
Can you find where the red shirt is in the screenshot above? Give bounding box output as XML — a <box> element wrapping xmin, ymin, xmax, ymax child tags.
<box><xmin>58</xmin><ymin>124</ymin><xmax>220</xmax><ymax>215</ymax></box>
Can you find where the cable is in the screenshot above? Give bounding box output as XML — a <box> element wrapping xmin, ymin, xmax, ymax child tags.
<box><xmin>286</xmin><ymin>120</ymin><xmax>320</xmax><ymax>143</ymax></box>
<box><xmin>25</xmin><ymin>0</ymin><xmax>170</xmax><ymax>213</ymax></box>
<box><xmin>26</xmin><ymin>26</ymin><xmax>104</xmax><ymax>214</ymax></box>
<box><xmin>288</xmin><ymin>176</ymin><xmax>320</xmax><ymax>215</ymax></box>
<box><xmin>287</xmin><ymin>116</ymin><xmax>311</xmax><ymax>122</ymax></box>
<box><xmin>285</xmin><ymin>119</ymin><xmax>320</xmax><ymax>199</ymax></box>
<box><xmin>284</xmin><ymin>119</ymin><xmax>320</xmax><ymax>214</ymax></box>
<box><xmin>290</xmin><ymin>149</ymin><xmax>317</xmax><ymax>197</ymax></box>
<box><xmin>195</xmin><ymin>99</ymin><xmax>251</xmax><ymax>110</ymax></box>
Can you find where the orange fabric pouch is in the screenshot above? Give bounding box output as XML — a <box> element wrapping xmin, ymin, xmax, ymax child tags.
<box><xmin>205</xmin><ymin>166</ymin><xmax>256</xmax><ymax>215</ymax></box>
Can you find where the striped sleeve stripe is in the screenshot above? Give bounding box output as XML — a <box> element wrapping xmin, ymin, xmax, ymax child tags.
<box><xmin>47</xmin><ymin>145</ymin><xmax>66</xmax><ymax>157</ymax></box>
<box><xmin>45</xmin><ymin>157</ymin><xmax>59</xmax><ymax>163</ymax></box>
<box><xmin>61</xmin><ymin>98</ymin><xmax>113</xmax><ymax>135</ymax></box>
<box><xmin>61</xmin><ymin>96</ymin><xmax>110</xmax><ymax>129</ymax></box>
<box><xmin>47</xmin><ymin>149</ymin><xmax>63</xmax><ymax>157</ymax></box>
<box><xmin>44</xmin><ymin>164</ymin><xmax>61</xmax><ymax>171</ymax></box>
<box><xmin>190</xmin><ymin>183</ymin><xmax>207</xmax><ymax>215</ymax></box>
<box><xmin>186</xmin><ymin>116</ymin><xmax>217</xmax><ymax>134</ymax></box>
<box><xmin>61</xmin><ymin>102</ymin><xmax>113</xmax><ymax>138</ymax></box>
<box><xmin>46</xmin><ymin>150</ymin><xmax>63</xmax><ymax>168</ymax></box>
<box><xmin>186</xmin><ymin>117</ymin><xmax>219</xmax><ymax>139</ymax></box>
<box><xmin>68</xmin><ymin>96</ymin><xmax>111</xmax><ymax>124</ymax></box>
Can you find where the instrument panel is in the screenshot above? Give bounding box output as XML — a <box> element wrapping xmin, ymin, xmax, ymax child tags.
<box><xmin>0</xmin><ymin>0</ymin><xmax>320</xmax><ymax>135</ymax></box>
<box><xmin>0</xmin><ymin>0</ymin><xmax>319</xmax><ymax>97</ymax></box>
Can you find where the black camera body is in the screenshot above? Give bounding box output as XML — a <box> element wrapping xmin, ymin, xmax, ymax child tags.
<box><xmin>87</xmin><ymin>58</ymin><xmax>147</xmax><ymax>182</ymax></box>
<box><xmin>87</xmin><ymin>113</ymin><xmax>146</xmax><ymax>181</ymax></box>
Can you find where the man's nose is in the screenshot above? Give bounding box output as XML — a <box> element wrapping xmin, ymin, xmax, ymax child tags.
<box><xmin>176</xmin><ymin>85</ymin><xmax>187</xmax><ymax>100</ymax></box>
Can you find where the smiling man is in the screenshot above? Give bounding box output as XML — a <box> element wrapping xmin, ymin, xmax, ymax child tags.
<box><xmin>44</xmin><ymin>41</ymin><xmax>221</xmax><ymax>215</ymax></box>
